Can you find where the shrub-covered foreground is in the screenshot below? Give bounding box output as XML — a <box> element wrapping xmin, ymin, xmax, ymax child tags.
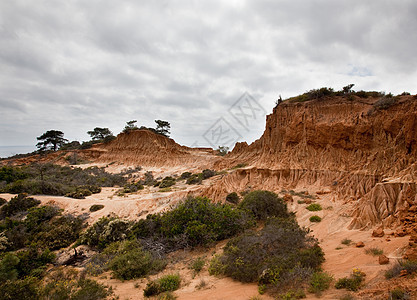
<box><xmin>209</xmin><ymin>216</ymin><xmax>324</xmax><ymax>293</ymax></box>
<box><xmin>0</xmin><ymin>194</ymin><xmax>109</xmax><ymax>300</ymax></box>
<box><xmin>208</xmin><ymin>192</ymin><xmax>325</xmax><ymax>295</ymax></box>
<box><xmin>79</xmin><ymin>191</ymin><xmax>325</xmax><ymax>296</ymax></box>
<box><xmin>0</xmin><ymin>164</ymin><xmax>125</xmax><ymax>198</ymax></box>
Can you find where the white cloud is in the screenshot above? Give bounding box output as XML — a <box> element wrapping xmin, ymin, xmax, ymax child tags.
<box><xmin>1</xmin><ymin>0</ymin><xmax>416</xmax><ymax>152</ymax></box>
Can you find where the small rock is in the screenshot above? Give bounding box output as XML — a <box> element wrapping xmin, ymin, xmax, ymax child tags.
<box><xmin>283</xmin><ymin>194</ymin><xmax>293</xmax><ymax>203</ymax></box>
<box><xmin>356</xmin><ymin>241</ymin><xmax>365</xmax><ymax>248</ymax></box>
<box><xmin>403</xmin><ymin>248</ymin><xmax>417</xmax><ymax>261</ymax></box>
<box><xmin>400</xmin><ymin>270</ymin><xmax>408</xmax><ymax>277</ymax></box>
<box><xmin>304</xmin><ymin>198</ymin><xmax>313</xmax><ymax>204</ymax></box>
<box><xmin>395</xmin><ymin>229</ymin><xmax>407</xmax><ymax>237</ymax></box>
<box><xmin>386</xmin><ymin>238</ymin><xmax>391</xmax><ymax>242</ymax></box>
<box><xmin>372</xmin><ymin>226</ymin><xmax>385</xmax><ymax>237</ymax></box>
<box><xmin>378</xmin><ymin>255</ymin><xmax>389</xmax><ymax>265</ymax></box>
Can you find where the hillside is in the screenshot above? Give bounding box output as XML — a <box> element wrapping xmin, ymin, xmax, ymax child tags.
<box><xmin>209</xmin><ymin>94</ymin><xmax>417</xmax><ymax>230</ymax></box>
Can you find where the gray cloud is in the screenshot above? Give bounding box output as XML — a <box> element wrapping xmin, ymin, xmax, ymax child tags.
<box><xmin>1</xmin><ymin>0</ymin><xmax>416</xmax><ymax>154</ymax></box>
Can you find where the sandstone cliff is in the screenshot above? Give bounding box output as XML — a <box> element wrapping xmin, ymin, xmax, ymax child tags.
<box><xmin>214</xmin><ymin>94</ymin><xmax>417</xmax><ymax>229</ymax></box>
<box><xmin>83</xmin><ymin>129</ymin><xmax>219</xmax><ymax>168</ymax></box>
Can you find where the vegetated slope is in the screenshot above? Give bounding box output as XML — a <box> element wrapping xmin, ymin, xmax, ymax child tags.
<box><xmin>212</xmin><ymin>94</ymin><xmax>417</xmax><ymax>230</ymax></box>
<box><xmin>83</xmin><ymin>129</ymin><xmax>219</xmax><ymax>168</ymax></box>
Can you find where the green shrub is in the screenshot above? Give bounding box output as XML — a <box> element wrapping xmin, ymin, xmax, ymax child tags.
<box><xmin>238</xmin><ymin>190</ymin><xmax>289</xmax><ymax>220</ymax></box>
<box><xmin>231</xmin><ymin>163</ymin><xmax>247</xmax><ymax>169</ymax></box>
<box><xmin>159</xmin><ymin>177</ymin><xmax>176</xmax><ymax>189</ymax></box>
<box><xmin>158</xmin><ymin>274</ymin><xmax>181</xmax><ymax>292</ymax></box>
<box><xmin>122</xmin><ymin>182</ymin><xmax>144</xmax><ymax>193</ymax></box>
<box><xmin>385</xmin><ymin>260</ymin><xmax>417</xmax><ymax>279</ymax></box>
<box><xmin>0</xmin><ymin>253</ymin><xmax>20</xmax><ymax>282</ymax></box>
<box><xmin>0</xmin><ymin>194</ymin><xmax>41</xmax><ymax>219</ymax></box>
<box><xmin>0</xmin><ymin>198</ymin><xmax>7</xmax><ymax>206</ymax></box>
<box><xmin>157</xmin><ymin>292</ymin><xmax>177</xmax><ymax>300</ymax></box>
<box><xmin>33</xmin><ymin>214</ymin><xmax>84</xmax><ymax>250</ymax></box>
<box><xmin>180</xmin><ymin>172</ymin><xmax>192</xmax><ymax>179</ymax></box>
<box><xmin>107</xmin><ymin>240</ymin><xmax>166</xmax><ymax>280</ymax></box>
<box><xmin>341</xmin><ymin>238</ymin><xmax>352</xmax><ymax>245</ymax></box>
<box><xmin>389</xmin><ymin>288</ymin><xmax>410</xmax><ymax>300</ymax></box>
<box><xmin>335</xmin><ymin>269</ymin><xmax>365</xmax><ymax>291</ymax></box>
<box><xmin>279</xmin><ymin>288</ymin><xmax>306</xmax><ymax>299</ymax></box>
<box><xmin>186</xmin><ymin>174</ymin><xmax>202</xmax><ymax>185</ymax></box>
<box><xmin>225</xmin><ymin>192</ymin><xmax>240</xmax><ymax>204</ymax></box>
<box><xmin>0</xmin><ymin>276</ymin><xmax>40</xmax><ymax>299</ymax></box>
<box><xmin>365</xmin><ymin>247</ymin><xmax>383</xmax><ymax>256</ymax></box>
<box><xmin>131</xmin><ymin>196</ymin><xmax>253</xmax><ymax>250</ymax></box>
<box><xmin>308</xmin><ymin>272</ymin><xmax>333</xmax><ymax>295</ymax></box>
<box><xmin>143</xmin><ymin>274</ymin><xmax>180</xmax><ymax>297</ymax></box>
<box><xmin>90</xmin><ymin>204</ymin><xmax>105</xmax><ymax>212</ymax></box>
<box><xmin>189</xmin><ymin>257</ymin><xmax>205</xmax><ymax>274</ymax></box>
<box><xmin>0</xmin><ymin>164</ymin><xmax>125</xmax><ymax>196</ymax></box>
<box><xmin>373</xmin><ymin>96</ymin><xmax>398</xmax><ymax>110</ymax></box>
<box><xmin>309</xmin><ymin>215</ymin><xmax>322</xmax><ymax>222</ymax></box>
<box><xmin>15</xmin><ymin>246</ymin><xmax>55</xmax><ymax>278</ymax></box>
<box><xmin>202</xmin><ymin>169</ymin><xmax>216</xmax><ymax>179</ymax></box>
<box><xmin>306</xmin><ymin>204</ymin><xmax>322</xmax><ymax>211</ymax></box>
<box><xmin>210</xmin><ymin>215</ymin><xmax>324</xmax><ymax>295</ymax></box>
<box><xmin>41</xmin><ymin>269</ymin><xmax>112</xmax><ymax>300</ymax></box>
<box><xmin>208</xmin><ymin>254</ymin><xmax>226</xmax><ymax>276</ymax></box>
<box><xmin>80</xmin><ymin>216</ymin><xmax>130</xmax><ymax>249</ymax></box>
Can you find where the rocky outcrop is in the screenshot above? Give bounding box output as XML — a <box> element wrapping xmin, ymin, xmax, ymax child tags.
<box><xmin>83</xmin><ymin>129</ymin><xmax>219</xmax><ymax>168</ymax></box>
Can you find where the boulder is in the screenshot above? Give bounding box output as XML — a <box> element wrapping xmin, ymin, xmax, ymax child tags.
<box><xmin>356</xmin><ymin>241</ymin><xmax>365</xmax><ymax>248</ymax></box>
<box><xmin>372</xmin><ymin>226</ymin><xmax>385</xmax><ymax>237</ymax></box>
<box><xmin>378</xmin><ymin>255</ymin><xmax>389</xmax><ymax>265</ymax></box>
<box><xmin>283</xmin><ymin>194</ymin><xmax>293</xmax><ymax>203</ymax></box>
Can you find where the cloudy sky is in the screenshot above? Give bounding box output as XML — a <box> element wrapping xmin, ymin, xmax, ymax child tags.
<box><xmin>1</xmin><ymin>1</ymin><xmax>417</xmax><ymax>154</ymax></box>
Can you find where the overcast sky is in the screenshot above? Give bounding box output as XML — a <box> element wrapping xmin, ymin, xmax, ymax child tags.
<box><xmin>1</xmin><ymin>1</ymin><xmax>417</xmax><ymax>154</ymax></box>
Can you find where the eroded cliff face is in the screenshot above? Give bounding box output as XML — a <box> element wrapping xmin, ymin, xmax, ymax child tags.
<box><xmin>215</xmin><ymin>95</ymin><xmax>417</xmax><ymax>229</ymax></box>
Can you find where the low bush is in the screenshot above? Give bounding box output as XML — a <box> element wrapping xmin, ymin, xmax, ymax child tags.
<box><xmin>186</xmin><ymin>174</ymin><xmax>202</xmax><ymax>185</ymax></box>
<box><xmin>180</xmin><ymin>172</ymin><xmax>192</xmax><ymax>179</ymax></box>
<box><xmin>238</xmin><ymin>190</ymin><xmax>289</xmax><ymax>220</ymax></box>
<box><xmin>373</xmin><ymin>96</ymin><xmax>398</xmax><ymax>110</ymax></box>
<box><xmin>0</xmin><ymin>164</ymin><xmax>125</xmax><ymax>196</ymax></box>
<box><xmin>210</xmin><ymin>215</ymin><xmax>324</xmax><ymax>294</ymax></box>
<box><xmin>389</xmin><ymin>288</ymin><xmax>410</xmax><ymax>300</ymax></box>
<box><xmin>335</xmin><ymin>268</ymin><xmax>365</xmax><ymax>291</ymax></box>
<box><xmin>189</xmin><ymin>257</ymin><xmax>205</xmax><ymax>274</ymax></box>
<box><xmin>0</xmin><ymin>198</ymin><xmax>7</xmax><ymax>206</ymax></box>
<box><xmin>159</xmin><ymin>177</ymin><xmax>176</xmax><ymax>189</ymax></box>
<box><xmin>308</xmin><ymin>271</ymin><xmax>333</xmax><ymax>295</ymax></box>
<box><xmin>0</xmin><ymin>194</ymin><xmax>41</xmax><ymax>219</ymax></box>
<box><xmin>80</xmin><ymin>216</ymin><xmax>131</xmax><ymax>249</ymax></box>
<box><xmin>90</xmin><ymin>204</ymin><xmax>105</xmax><ymax>212</ymax></box>
<box><xmin>279</xmin><ymin>289</ymin><xmax>306</xmax><ymax>299</ymax></box>
<box><xmin>41</xmin><ymin>268</ymin><xmax>112</xmax><ymax>300</ymax></box>
<box><xmin>306</xmin><ymin>203</ymin><xmax>322</xmax><ymax>211</ymax></box>
<box><xmin>225</xmin><ymin>192</ymin><xmax>240</xmax><ymax>204</ymax></box>
<box><xmin>0</xmin><ymin>276</ymin><xmax>40</xmax><ymax>299</ymax></box>
<box><xmin>122</xmin><ymin>182</ymin><xmax>144</xmax><ymax>193</ymax></box>
<box><xmin>131</xmin><ymin>196</ymin><xmax>253</xmax><ymax>250</ymax></box>
<box><xmin>341</xmin><ymin>238</ymin><xmax>352</xmax><ymax>245</ymax></box>
<box><xmin>108</xmin><ymin>240</ymin><xmax>166</xmax><ymax>280</ymax></box>
<box><xmin>385</xmin><ymin>259</ymin><xmax>417</xmax><ymax>279</ymax></box>
<box><xmin>202</xmin><ymin>169</ymin><xmax>216</xmax><ymax>179</ymax></box>
<box><xmin>143</xmin><ymin>274</ymin><xmax>180</xmax><ymax>297</ymax></box>
<box><xmin>365</xmin><ymin>247</ymin><xmax>383</xmax><ymax>256</ymax></box>
<box><xmin>309</xmin><ymin>215</ymin><xmax>322</xmax><ymax>222</ymax></box>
